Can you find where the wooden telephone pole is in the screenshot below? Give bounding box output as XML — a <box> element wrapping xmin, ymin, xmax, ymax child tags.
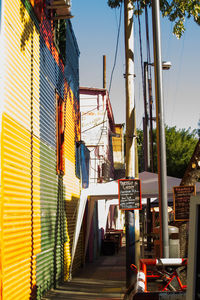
<box><xmin>124</xmin><ymin>0</ymin><xmax>140</xmax><ymax>288</ymax></box>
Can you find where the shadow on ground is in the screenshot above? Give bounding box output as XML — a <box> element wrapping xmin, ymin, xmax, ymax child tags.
<box><xmin>42</xmin><ymin>246</ymin><xmax>126</xmax><ymax>299</ymax></box>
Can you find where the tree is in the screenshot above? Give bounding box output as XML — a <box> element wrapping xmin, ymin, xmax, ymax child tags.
<box><xmin>137</xmin><ymin>126</ymin><xmax>198</xmax><ymax>178</ymax></box>
<box><xmin>197</xmin><ymin>119</ymin><xmax>200</xmax><ymax>138</ymax></box>
<box><xmin>107</xmin><ymin>0</ymin><xmax>200</xmax><ymax>38</ymax></box>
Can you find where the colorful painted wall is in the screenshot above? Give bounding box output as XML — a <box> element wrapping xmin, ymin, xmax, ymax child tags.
<box><xmin>0</xmin><ymin>0</ymin><xmax>82</xmax><ymax>298</ymax></box>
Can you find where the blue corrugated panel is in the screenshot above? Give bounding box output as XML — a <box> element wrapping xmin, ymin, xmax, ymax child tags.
<box><xmin>39</xmin><ymin>72</ymin><xmax>56</xmax><ymax>148</ymax></box>
<box><xmin>40</xmin><ymin>37</ymin><xmax>66</xmax><ymax>100</ymax></box>
<box><xmin>65</xmin><ymin>20</ymin><xmax>79</xmax><ymax>101</ymax></box>
<box><xmin>56</xmin><ymin>64</ymin><xmax>65</xmax><ymax>99</ymax></box>
<box><xmin>40</xmin><ymin>38</ymin><xmax>58</xmax><ymax>88</ymax></box>
<box><xmin>80</xmin><ymin>143</ymin><xmax>90</xmax><ymax>188</ymax></box>
<box><xmin>75</xmin><ymin>142</ymin><xmax>80</xmax><ymax>179</ymax></box>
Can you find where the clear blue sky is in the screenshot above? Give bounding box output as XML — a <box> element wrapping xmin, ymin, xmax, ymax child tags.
<box><xmin>71</xmin><ymin>1</ymin><xmax>200</xmax><ymax>132</ymax></box>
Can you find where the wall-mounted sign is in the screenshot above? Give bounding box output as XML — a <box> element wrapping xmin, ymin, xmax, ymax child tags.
<box><xmin>118</xmin><ymin>179</ymin><xmax>141</xmax><ymax>210</ymax></box>
<box><xmin>173</xmin><ymin>185</ymin><xmax>196</xmax><ymax>221</ymax></box>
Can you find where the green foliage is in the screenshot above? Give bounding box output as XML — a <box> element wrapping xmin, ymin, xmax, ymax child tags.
<box><xmin>107</xmin><ymin>0</ymin><xmax>200</xmax><ymax>38</ymax></box>
<box><xmin>137</xmin><ymin>126</ymin><xmax>198</xmax><ymax>178</ymax></box>
<box><xmin>198</xmin><ymin>119</ymin><xmax>200</xmax><ymax>138</ymax></box>
<box><xmin>165</xmin><ymin>126</ymin><xmax>197</xmax><ymax>178</ymax></box>
<box><xmin>136</xmin><ymin>128</ymin><xmax>145</xmax><ymax>172</ymax></box>
<box><xmin>107</xmin><ymin>0</ymin><xmax>122</xmax><ymax>8</ymax></box>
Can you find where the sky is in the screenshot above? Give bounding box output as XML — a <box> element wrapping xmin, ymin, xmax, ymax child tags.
<box><xmin>71</xmin><ymin>1</ymin><xmax>200</xmax><ymax>132</ymax></box>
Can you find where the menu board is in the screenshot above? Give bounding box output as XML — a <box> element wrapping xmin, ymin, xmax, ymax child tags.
<box><xmin>118</xmin><ymin>179</ymin><xmax>141</xmax><ymax>210</ymax></box>
<box><xmin>173</xmin><ymin>185</ymin><xmax>196</xmax><ymax>221</ymax></box>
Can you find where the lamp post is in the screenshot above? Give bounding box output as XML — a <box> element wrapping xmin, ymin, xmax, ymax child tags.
<box><xmin>143</xmin><ymin>61</ymin><xmax>171</xmax><ymax>174</ymax></box>
<box><xmin>152</xmin><ymin>0</ymin><xmax>170</xmax><ymax>258</ymax></box>
<box><xmin>143</xmin><ymin>60</ymin><xmax>171</xmax><ymax>253</ymax></box>
<box><xmin>143</xmin><ymin>62</ymin><xmax>150</xmax><ymax>172</ymax></box>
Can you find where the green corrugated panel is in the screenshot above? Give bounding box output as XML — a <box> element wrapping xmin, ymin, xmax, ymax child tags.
<box><xmin>36</xmin><ymin>143</ymin><xmax>67</xmax><ymax>299</ymax></box>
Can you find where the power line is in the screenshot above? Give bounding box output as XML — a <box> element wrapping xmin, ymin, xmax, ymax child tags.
<box><xmin>145</xmin><ymin>2</ymin><xmax>152</xmax><ymax>78</ymax></box>
<box><xmin>108</xmin><ymin>3</ymin><xmax>122</xmax><ymax>94</ymax></box>
<box><xmin>82</xmin><ymin>5</ymin><xmax>122</xmax><ymax>155</ymax></box>
<box><xmin>95</xmin><ymin>4</ymin><xmax>122</xmax><ymax>150</ymax></box>
<box><xmin>136</xmin><ymin>0</ymin><xmax>145</xmax><ymax>103</ymax></box>
<box><xmin>81</xmin><ymin>120</ymin><xmax>107</xmax><ymax>134</ymax></box>
<box><xmin>81</xmin><ymin>104</ymin><xmax>104</xmax><ymax>116</ymax></box>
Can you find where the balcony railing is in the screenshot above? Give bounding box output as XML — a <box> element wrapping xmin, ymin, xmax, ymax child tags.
<box><xmin>47</xmin><ymin>0</ymin><xmax>73</xmax><ymax>20</ymax></box>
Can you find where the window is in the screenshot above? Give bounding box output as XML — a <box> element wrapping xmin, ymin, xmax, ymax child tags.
<box><xmin>56</xmin><ymin>92</ymin><xmax>65</xmax><ymax>175</ymax></box>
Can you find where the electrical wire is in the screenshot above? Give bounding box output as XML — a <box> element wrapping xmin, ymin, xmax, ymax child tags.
<box><xmin>136</xmin><ymin>0</ymin><xmax>145</xmax><ymax>106</ymax></box>
<box><xmin>145</xmin><ymin>2</ymin><xmax>151</xmax><ymax>77</ymax></box>
<box><xmin>81</xmin><ymin>104</ymin><xmax>104</xmax><ymax>116</ymax></box>
<box><xmin>89</xmin><ymin>4</ymin><xmax>123</xmax><ymax>153</ymax></box>
<box><xmin>80</xmin><ymin>4</ymin><xmax>123</xmax><ymax>181</ymax></box>
<box><xmin>108</xmin><ymin>3</ymin><xmax>122</xmax><ymax>94</ymax></box>
<box><xmin>114</xmin><ymin>6</ymin><xmax>124</xmax><ymax>78</ymax></box>
<box><xmin>89</xmin><ymin>106</ymin><xmax>108</xmax><ymax>152</ymax></box>
<box><xmin>81</xmin><ymin>120</ymin><xmax>107</xmax><ymax>134</ymax></box>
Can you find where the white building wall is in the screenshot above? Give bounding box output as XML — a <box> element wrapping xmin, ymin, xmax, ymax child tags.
<box><xmin>80</xmin><ymin>91</ymin><xmax>112</xmax><ymax>183</ymax></box>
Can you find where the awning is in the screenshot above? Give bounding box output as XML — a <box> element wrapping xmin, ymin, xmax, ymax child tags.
<box><xmin>86</xmin><ymin>171</ymin><xmax>200</xmax><ymax>200</ymax></box>
<box><xmin>70</xmin><ymin>171</ymin><xmax>200</xmax><ymax>278</ymax></box>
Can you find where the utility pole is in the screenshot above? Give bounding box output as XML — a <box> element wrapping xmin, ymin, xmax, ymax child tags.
<box><xmin>143</xmin><ymin>62</ymin><xmax>150</xmax><ymax>171</ymax></box>
<box><xmin>143</xmin><ymin>62</ymin><xmax>152</xmax><ymax>252</ymax></box>
<box><xmin>152</xmin><ymin>0</ymin><xmax>169</xmax><ymax>258</ymax></box>
<box><xmin>124</xmin><ymin>0</ymin><xmax>139</xmax><ymax>288</ymax></box>
<box><xmin>103</xmin><ymin>55</ymin><xmax>106</xmax><ymax>89</ymax></box>
<box><xmin>148</xmin><ymin>78</ymin><xmax>154</xmax><ymax>173</ymax></box>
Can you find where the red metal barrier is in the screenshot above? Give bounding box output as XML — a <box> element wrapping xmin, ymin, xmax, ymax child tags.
<box><xmin>131</xmin><ymin>258</ymin><xmax>187</xmax><ymax>293</ymax></box>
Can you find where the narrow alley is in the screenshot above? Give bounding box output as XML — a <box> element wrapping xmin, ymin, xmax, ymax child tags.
<box><xmin>42</xmin><ymin>246</ymin><xmax>126</xmax><ymax>300</ymax></box>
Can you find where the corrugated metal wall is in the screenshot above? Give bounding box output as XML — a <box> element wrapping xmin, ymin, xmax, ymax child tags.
<box><xmin>1</xmin><ymin>0</ymin><xmax>41</xmax><ymax>297</ymax></box>
<box><xmin>63</xmin><ymin>89</ymin><xmax>82</xmax><ymax>279</ymax></box>
<box><xmin>0</xmin><ymin>0</ymin><xmax>82</xmax><ymax>298</ymax></box>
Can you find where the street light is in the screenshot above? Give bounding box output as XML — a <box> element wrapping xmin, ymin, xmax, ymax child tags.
<box><xmin>148</xmin><ymin>61</ymin><xmax>172</xmax><ymax>70</ymax></box>
<box><xmin>143</xmin><ymin>61</ymin><xmax>171</xmax><ymax>172</ymax></box>
<box><xmin>143</xmin><ymin>60</ymin><xmax>171</xmax><ymax>253</ymax></box>
<box><xmin>152</xmin><ymin>0</ymin><xmax>171</xmax><ymax>258</ymax></box>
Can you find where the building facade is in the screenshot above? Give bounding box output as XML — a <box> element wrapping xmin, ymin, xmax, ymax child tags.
<box><xmin>80</xmin><ymin>87</ymin><xmax>115</xmax><ymax>184</ymax></box>
<box><xmin>112</xmin><ymin>123</ymin><xmax>125</xmax><ymax>179</ymax></box>
<box><xmin>0</xmin><ymin>0</ymin><xmax>86</xmax><ymax>298</ymax></box>
<box><xmin>79</xmin><ymin>87</ymin><xmax>125</xmax><ymax>262</ymax></box>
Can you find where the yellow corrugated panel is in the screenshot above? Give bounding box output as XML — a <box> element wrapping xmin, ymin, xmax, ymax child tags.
<box><xmin>4</xmin><ymin>0</ymin><xmax>35</xmax><ymax>51</ymax></box>
<box><xmin>1</xmin><ymin>112</ymin><xmax>41</xmax><ymax>299</ymax></box>
<box><xmin>63</xmin><ymin>159</ymin><xmax>80</xmax><ymax>200</ymax></box>
<box><xmin>2</xmin><ymin>0</ymin><xmax>41</xmax><ymax>293</ymax></box>
<box><xmin>64</xmin><ymin>235</ymin><xmax>71</xmax><ymax>280</ymax></box>
<box><xmin>33</xmin><ymin>137</ymin><xmax>41</xmax><ymax>256</ymax></box>
<box><xmin>72</xmin><ymin>226</ymin><xmax>84</xmax><ymax>274</ymax></box>
<box><xmin>32</xmin><ymin>25</ymin><xmax>40</xmax><ymax>138</ymax></box>
<box><xmin>1</xmin><ymin>0</ymin><xmax>40</xmax><ymax>297</ymax></box>
<box><xmin>32</xmin><ymin>135</ymin><xmax>41</xmax><ymax>287</ymax></box>
<box><xmin>63</xmin><ymin>85</ymin><xmax>81</xmax><ymax>280</ymax></box>
<box><xmin>4</xmin><ymin>0</ymin><xmax>40</xmax><ymax>133</ymax></box>
<box><xmin>1</xmin><ymin>114</ymin><xmax>32</xmax><ymax>299</ymax></box>
<box><xmin>64</xmin><ymin>89</ymin><xmax>76</xmax><ymax>164</ymax></box>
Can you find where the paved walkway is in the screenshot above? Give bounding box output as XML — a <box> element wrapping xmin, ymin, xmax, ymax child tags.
<box><xmin>43</xmin><ymin>246</ymin><xmax>126</xmax><ymax>300</ymax></box>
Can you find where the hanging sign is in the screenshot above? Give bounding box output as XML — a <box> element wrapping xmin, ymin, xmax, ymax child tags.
<box><xmin>173</xmin><ymin>185</ymin><xmax>196</xmax><ymax>221</ymax></box>
<box><xmin>118</xmin><ymin>179</ymin><xmax>142</xmax><ymax>210</ymax></box>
